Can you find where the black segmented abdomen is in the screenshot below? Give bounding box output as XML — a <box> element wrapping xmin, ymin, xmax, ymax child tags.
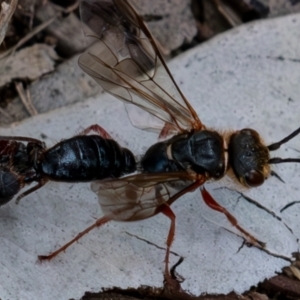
<box><xmin>0</xmin><ymin>168</ymin><xmax>21</xmax><ymax>205</ymax></box>
<box><xmin>39</xmin><ymin>135</ymin><xmax>136</xmax><ymax>181</ymax></box>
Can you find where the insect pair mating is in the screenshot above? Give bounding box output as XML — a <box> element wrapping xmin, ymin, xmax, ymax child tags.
<box><xmin>1</xmin><ymin>0</ymin><xmax>300</xmax><ymax>287</ymax></box>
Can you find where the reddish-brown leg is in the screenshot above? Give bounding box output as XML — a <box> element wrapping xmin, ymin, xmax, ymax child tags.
<box><xmin>200</xmin><ymin>187</ymin><xmax>265</xmax><ymax>247</ymax></box>
<box><xmin>167</xmin><ymin>178</ymin><xmax>206</xmax><ymax>207</ymax></box>
<box><xmin>158</xmin><ymin>122</ymin><xmax>177</xmax><ymax>140</ymax></box>
<box><xmin>16</xmin><ymin>178</ymin><xmax>49</xmax><ymax>204</ymax></box>
<box><xmin>38</xmin><ymin>215</ymin><xmax>112</xmax><ymax>260</ymax></box>
<box><xmin>158</xmin><ymin>203</ymin><xmax>180</xmax><ymax>291</ymax></box>
<box><xmin>78</xmin><ymin>124</ymin><xmax>112</xmax><ymax>139</ymax></box>
<box><xmin>157</xmin><ymin>179</ymin><xmax>205</xmax><ymax>291</ymax></box>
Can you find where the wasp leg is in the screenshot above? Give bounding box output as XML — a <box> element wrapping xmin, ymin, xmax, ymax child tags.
<box><xmin>158</xmin><ymin>122</ymin><xmax>177</xmax><ymax>139</ymax></box>
<box><xmin>200</xmin><ymin>187</ymin><xmax>266</xmax><ymax>247</ymax></box>
<box><xmin>158</xmin><ymin>203</ymin><xmax>182</xmax><ymax>291</ymax></box>
<box><xmin>15</xmin><ymin>179</ymin><xmax>49</xmax><ymax>204</ymax></box>
<box><xmin>38</xmin><ymin>215</ymin><xmax>112</xmax><ymax>261</ymax></box>
<box><xmin>78</xmin><ymin>124</ymin><xmax>112</xmax><ymax>139</ymax></box>
<box><xmin>159</xmin><ymin>178</ymin><xmax>205</xmax><ymax>290</ymax></box>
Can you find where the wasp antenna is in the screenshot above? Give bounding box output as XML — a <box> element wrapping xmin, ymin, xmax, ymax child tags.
<box><xmin>268</xmin><ymin>127</ymin><xmax>300</xmax><ymax>151</ymax></box>
<box><xmin>269</xmin><ymin>157</ymin><xmax>300</xmax><ymax>164</ymax></box>
<box><xmin>270</xmin><ymin>170</ymin><xmax>285</xmax><ymax>183</ymax></box>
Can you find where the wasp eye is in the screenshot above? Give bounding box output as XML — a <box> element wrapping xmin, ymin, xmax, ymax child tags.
<box><xmin>244</xmin><ymin>170</ymin><xmax>265</xmax><ymax>187</ymax></box>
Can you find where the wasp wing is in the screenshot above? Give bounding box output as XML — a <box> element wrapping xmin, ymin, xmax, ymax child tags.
<box><xmin>91</xmin><ymin>172</ymin><xmax>202</xmax><ymax>222</ymax></box>
<box><xmin>79</xmin><ymin>0</ymin><xmax>203</xmax><ymax>134</ymax></box>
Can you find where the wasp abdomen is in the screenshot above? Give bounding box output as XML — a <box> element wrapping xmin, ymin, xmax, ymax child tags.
<box><xmin>39</xmin><ymin>135</ymin><xmax>136</xmax><ymax>181</ymax></box>
<box><xmin>0</xmin><ymin>169</ymin><xmax>21</xmax><ymax>205</ymax></box>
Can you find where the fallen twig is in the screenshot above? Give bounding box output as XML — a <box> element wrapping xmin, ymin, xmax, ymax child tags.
<box><xmin>15</xmin><ymin>81</ymin><xmax>38</xmax><ymax>116</ymax></box>
<box><xmin>0</xmin><ymin>14</ymin><xmax>58</xmax><ymax>60</ymax></box>
<box><xmin>0</xmin><ymin>0</ymin><xmax>18</xmax><ymax>46</ymax></box>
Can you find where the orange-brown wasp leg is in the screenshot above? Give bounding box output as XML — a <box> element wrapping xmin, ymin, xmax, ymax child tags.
<box><xmin>200</xmin><ymin>187</ymin><xmax>265</xmax><ymax>247</ymax></box>
<box><xmin>159</xmin><ymin>179</ymin><xmax>205</xmax><ymax>290</ymax></box>
<box><xmin>38</xmin><ymin>215</ymin><xmax>112</xmax><ymax>261</ymax></box>
<box><xmin>78</xmin><ymin>124</ymin><xmax>113</xmax><ymax>139</ymax></box>
<box><xmin>159</xmin><ymin>204</ymin><xmax>176</xmax><ymax>287</ymax></box>
<box><xmin>167</xmin><ymin>178</ymin><xmax>206</xmax><ymax>207</ymax></box>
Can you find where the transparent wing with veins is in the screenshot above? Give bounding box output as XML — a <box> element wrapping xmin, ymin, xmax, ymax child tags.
<box><xmin>91</xmin><ymin>172</ymin><xmax>197</xmax><ymax>222</ymax></box>
<box><xmin>92</xmin><ymin>172</ymin><xmax>264</xmax><ymax>248</ymax></box>
<box><xmin>38</xmin><ymin>172</ymin><xmax>203</xmax><ymax>264</ymax></box>
<box><xmin>78</xmin><ymin>0</ymin><xmax>203</xmax><ymax>134</ymax></box>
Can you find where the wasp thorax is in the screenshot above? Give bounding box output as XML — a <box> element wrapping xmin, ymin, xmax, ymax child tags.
<box><xmin>228</xmin><ymin>128</ymin><xmax>270</xmax><ymax>187</ymax></box>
